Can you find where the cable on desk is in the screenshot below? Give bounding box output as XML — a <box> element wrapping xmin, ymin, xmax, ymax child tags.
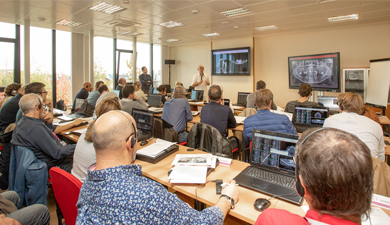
<box><xmin>194</xmin><ymin>180</ymin><xmax>216</xmax><ymax>210</ymax></box>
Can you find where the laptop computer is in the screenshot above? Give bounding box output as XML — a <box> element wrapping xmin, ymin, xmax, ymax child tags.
<box><xmin>163</xmin><ymin>84</ymin><xmax>172</xmax><ymax>94</ymax></box>
<box><xmin>188</xmin><ymin>90</ymin><xmax>204</xmax><ymax>102</ymax></box>
<box><xmin>292</xmin><ymin>105</ymin><xmax>329</xmax><ymax>133</ymax></box>
<box><xmin>234</xmin><ymin>129</ymin><xmax>303</xmax><ymax>205</ymax></box>
<box><xmin>132</xmin><ymin>108</ymin><xmax>154</xmax><ymax>141</ymax></box>
<box><xmin>233</xmin><ymin>92</ymin><xmax>250</xmax><ymax>107</ymax></box>
<box><xmin>147</xmin><ymin>94</ymin><xmax>164</xmax><ymax>113</ymax></box>
<box><xmin>317</xmin><ymin>96</ymin><xmax>339</xmax><ymax>115</ymax></box>
<box><xmin>112</xmin><ymin>90</ymin><xmax>120</xmax><ymax>97</ymax></box>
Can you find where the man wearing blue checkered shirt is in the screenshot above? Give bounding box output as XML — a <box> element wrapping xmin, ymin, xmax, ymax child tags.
<box><xmin>76</xmin><ymin>110</ymin><xmax>239</xmax><ymax>224</ymax></box>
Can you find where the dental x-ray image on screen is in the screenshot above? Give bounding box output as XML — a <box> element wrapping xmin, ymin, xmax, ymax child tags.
<box><xmin>212</xmin><ymin>47</ymin><xmax>250</xmax><ymax>75</ymax></box>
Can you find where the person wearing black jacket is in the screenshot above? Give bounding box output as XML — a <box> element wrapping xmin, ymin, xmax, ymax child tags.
<box><xmin>0</xmin><ymin>92</ymin><xmax>23</xmax><ymax>133</ymax></box>
<box><xmin>11</xmin><ymin>94</ymin><xmax>75</xmax><ymax>172</ymax></box>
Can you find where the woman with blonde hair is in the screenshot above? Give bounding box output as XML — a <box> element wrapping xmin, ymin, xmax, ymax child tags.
<box><xmin>71</xmin><ymin>97</ymin><xmax>122</xmax><ymax>182</ymax></box>
<box><xmin>133</xmin><ymin>81</ymin><xmax>147</xmax><ymax>102</ymax></box>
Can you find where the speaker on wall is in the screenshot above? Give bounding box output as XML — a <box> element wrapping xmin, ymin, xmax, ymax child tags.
<box><xmin>165</xmin><ymin>59</ymin><xmax>175</xmax><ymax>65</ymax></box>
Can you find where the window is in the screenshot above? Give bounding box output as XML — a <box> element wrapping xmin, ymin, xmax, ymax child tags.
<box><xmin>136</xmin><ymin>42</ymin><xmax>151</xmax><ymax>80</ymax></box>
<box><xmin>56</xmin><ymin>30</ymin><xmax>72</xmax><ymax>106</ymax></box>
<box><xmin>30</xmin><ymin>26</ymin><xmax>52</xmax><ymax>100</ymax></box>
<box><xmin>94</xmin><ymin>37</ymin><xmax>114</xmax><ymax>90</ymax></box>
<box><xmin>0</xmin><ymin>42</ymin><xmax>14</xmax><ymax>87</ymax></box>
<box><xmin>0</xmin><ymin>22</ymin><xmax>15</xmax><ymax>39</ymax></box>
<box><xmin>153</xmin><ymin>44</ymin><xmax>162</xmax><ymax>87</ymax></box>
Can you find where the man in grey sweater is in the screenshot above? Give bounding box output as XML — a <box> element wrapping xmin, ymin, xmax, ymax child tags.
<box><xmin>120</xmin><ymin>85</ymin><xmax>148</xmax><ymax>115</ymax></box>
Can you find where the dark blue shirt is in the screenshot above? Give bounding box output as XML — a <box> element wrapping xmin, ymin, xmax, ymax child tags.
<box><xmin>0</xmin><ymin>93</ymin><xmax>23</xmax><ymax>133</ymax></box>
<box><xmin>162</xmin><ymin>98</ymin><xmax>193</xmax><ymax>132</ymax></box>
<box><xmin>73</xmin><ymin>88</ymin><xmax>89</xmax><ymax>110</ymax></box>
<box><xmin>76</xmin><ymin>164</ymin><xmax>224</xmax><ymax>224</ymax></box>
<box><xmin>201</xmin><ymin>102</ymin><xmax>236</xmax><ymax>136</ymax></box>
<box><xmin>139</xmin><ymin>74</ymin><xmax>152</xmax><ymax>90</ymax></box>
<box><xmin>243</xmin><ymin>110</ymin><xmax>297</xmax><ymax>143</ymax></box>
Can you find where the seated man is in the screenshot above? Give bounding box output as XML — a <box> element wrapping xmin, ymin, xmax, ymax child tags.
<box><xmin>11</xmin><ymin>94</ymin><xmax>76</xmax><ymax>172</ymax></box>
<box><xmin>201</xmin><ymin>85</ymin><xmax>236</xmax><ymax>137</ymax></box>
<box><xmin>120</xmin><ymin>85</ymin><xmax>148</xmax><ymax>115</ymax></box>
<box><xmin>247</xmin><ymin>80</ymin><xmax>277</xmax><ymax>110</ymax></box>
<box><xmin>324</xmin><ymin>93</ymin><xmax>385</xmax><ymax>161</ymax></box>
<box><xmin>243</xmin><ymin>89</ymin><xmax>297</xmax><ymax>143</ymax></box>
<box><xmin>87</xmin><ymin>80</ymin><xmax>104</xmax><ymax>107</ymax></box>
<box><xmin>284</xmin><ymin>83</ymin><xmax>318</xmax><ymax>113</ymax></box>
<box><xmin>72</xmin><ymin>82</ymin><xmax>92</xmax><ymax>112</ymax></box>
<box><xmin>76</xmin><ymin>111</ymin><xmax>239</xmax><ymax>224</ymax></box>
<box><xmin>162</xmin><ymin>86</ymin><xmax>193</xmax><ymax>132</ymax></box>
<box><xmin>256</xmin><ymin>128</ymin><xmax>373</xmax><ymax>225</ymax></box>
<box><xmin>116</xmin><ymin>78</ymin><xmax>126</xmax><ymax>99</ymax></box>
<box><xmin>0</xmin><ymin>190</ymin><xmax>50</xmax><ymax>225</ymax></box>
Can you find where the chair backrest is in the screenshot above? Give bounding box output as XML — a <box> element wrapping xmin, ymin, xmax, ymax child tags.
<box><xmin>50</xmin><ymin>167</ymin><xmax>82</xmax><ymax>225</ymax></box>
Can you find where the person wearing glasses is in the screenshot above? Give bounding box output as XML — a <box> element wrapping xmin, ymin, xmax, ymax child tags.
<box><xmin>12</xmin><ymin>94</ymin><xmax>76</xmax><ymax>172</ymax></box>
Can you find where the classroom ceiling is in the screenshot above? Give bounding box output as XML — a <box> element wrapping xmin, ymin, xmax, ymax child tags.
<box><xmin>1</xmin><ymin>0</ymin><xmax>390</xmax><ymax>46</ymax></box>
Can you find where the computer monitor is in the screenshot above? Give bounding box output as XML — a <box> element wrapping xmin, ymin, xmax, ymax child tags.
<box><xmin>148</xmin><ymin>94</ymin><xmax>162</xmax><ymax>108</ymax></box>
<box><xmin>251</xmin><ymin>129</ymin><xmax>299</xmax><ymax>174</ymax></box>
<box><xmin>191</xmin><ymin>90</ymin><xmax>204</xmax><ymax>101</ymax></box>
<box><xmin>153</xmin><ymin>88</ymin><xmax>159</xmax><ymax>94</ymax></box>
<box><xmin>132</xmin><ymin>108</ymin><xmax>154</xmax><ymax>136</ymax></box>
<box><xmin>292</xmin><ymin>105</ymin><xmax>329</xmax><ymax>127</ymax></box>
<box><xmin>237</xmin><ymin>92</ymin><xmax>251</xmax><ymax>104</ymax></box>
<box><xmin>112</xmin><ymin>90</ymin><xmax>120</xmax><ymax>97</ymax></box>
<box><xmin>317</xmin><ymin>96</ymin><xmax>339</xmax><ymax>112</ymax></box>
<box><xmin>163</xmin><ymin>84</ymin><xmax>172</xmax><ymax>94</ymax></box>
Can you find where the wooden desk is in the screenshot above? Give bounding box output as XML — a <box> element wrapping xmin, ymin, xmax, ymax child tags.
<box><xmin>59</xmin><ymin>125</ymin><xmax>88</xmax><ymax>142</ymax></box>
<box><xmin>379</xmin><ymin>116</ymin><xmax>390</xmax><ymax>125</ymax></box>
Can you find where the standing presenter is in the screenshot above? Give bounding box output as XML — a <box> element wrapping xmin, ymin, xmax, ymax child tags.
<box><xmin>191</xmin><ymin>65</ymin><xmax>210</xmax><ymax>101</ymax></box>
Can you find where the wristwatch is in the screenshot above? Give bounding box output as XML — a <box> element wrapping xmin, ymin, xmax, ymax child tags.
<box><xmin>220</xmin><ymin>194</ymin><xmax>235</xmax><ymax>209</ymax></box>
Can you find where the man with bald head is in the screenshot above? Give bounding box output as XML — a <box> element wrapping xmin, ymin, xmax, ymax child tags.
<box><xmin>77</xmin><ymin>111</ymin><xmax>239</xmax><ymax>224</ymax></box>
<box><xmin>116</xmin><ymin>78</ymin><xmax>126</xmax><ymax>99</ymax></box>
<box><xmin>72</xmin><ymin>82</ymin><xmax>92</xmax><ymax>112</ymax></box>
<box><xmin>11</xmin><ymin>94</ymin><xmax>76</xmax><ymax>172</ymax></box>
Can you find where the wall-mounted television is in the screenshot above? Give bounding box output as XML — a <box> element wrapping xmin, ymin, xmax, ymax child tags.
<box><xmin>288</xmin><ymin>52</ymin><xmax>341</xmax><ymax>92</ymax></box>
<box><xmin>211</xmin><ymin>47</ymin><xmax>250</xmax><ymax>76</ymax></box>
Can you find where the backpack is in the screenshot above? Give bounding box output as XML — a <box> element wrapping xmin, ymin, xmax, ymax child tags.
<box><xmin>55</xmin><ymin>99</ymin><xmax>67</xmax><ymax>111</ymax></box>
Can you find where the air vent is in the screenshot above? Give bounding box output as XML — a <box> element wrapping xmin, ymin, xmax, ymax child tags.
<box><xmin>104</xmin><ymin>19</ymin><xmax>141</xmax><ymax>27</ymax></box>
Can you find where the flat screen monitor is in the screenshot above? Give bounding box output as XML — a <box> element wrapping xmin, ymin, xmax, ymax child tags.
<box><xmin>237</xmin><ymin>92</ymin><xmax>251</xmax><ymax>104</ymax></box>
<box><xmin>292</xmin><ymin>105</ymin><xmax>329</xmax><ymax>127</ymax></box>
<box><xmin>132</xmin><ymin>108</ymin><xmax>154</xmax><ymax>135</ymax></box>
<box><xmin>288</xmin><ymin>52</ymin><xmax>340</xmax><ymax>92</ymax></box>
<box><xmin>148</xmin><ymin>94</ymin><xmax>162</xmax><ymax>108</ymax></box>
<box><xmin>212</xmin><ymin>47</ymin><xmax>250</xmax><ymax>76</ymax></box>
<box><xmin>153</xmin><ymin>88</ymin><xmax>158</xmax><ymax>94</ymax></box>
<box><xmin>191</xmin><ymin>90</ymin><xmax>204</xmax><ymax>101</ymax></box>
<box><xmin>163</xmin><ymin>84</ymin><xmax>172</xmax><ymax>93</ymax></box>
<box><xmin>317</xmin><ymin>96</ymin><xmax>339</xmax><ymax>111</ymax></box>
<box><xmin>112</xmin><ymin>90</ymin><xmax>120</xmax><ymax>97</ymax></box>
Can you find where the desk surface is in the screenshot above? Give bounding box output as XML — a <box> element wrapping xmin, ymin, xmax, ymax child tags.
<box><xmin>379</xmin><ymin>116</ymin><xmax>390</xmax><ymax>125</ymax></box>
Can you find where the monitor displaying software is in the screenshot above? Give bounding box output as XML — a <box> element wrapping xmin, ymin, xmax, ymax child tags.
<box><xmin>237</xmin><ymin>92</ymin><xmax>250</xmax><ymax>104</ymax></box>
<box><xmin>112</xmin><ymin>90</ymin><xmax>120</xmax><ymax>97</ymax></box>
<box><xmin>317</xmin><ymin>96</ymin><xmax>339</xmax><ymax>111</ymax></box>
<box><xmin>293</xmin><ymin>106</ymin><xmax>329</xmax><ymax>126</ymax></box>
<box><xmin>191</xmin><ymin>90</ymin><xmax>204</xmax><ymax>100</ymax></box>
<box><xmin>251</xmin><ymin>130</ymin><xmax>298</xmax><ymax>174</ymax></box>
<box><xmin>132</xmin><ymin>108</ymin><xmax>154</xmax><ymax>135</ymax></box>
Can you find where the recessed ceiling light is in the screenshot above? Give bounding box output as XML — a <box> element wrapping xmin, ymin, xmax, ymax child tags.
<box><xmin>201</xmin><ymin>33</ymin><xmax>221</xmax><ymax>37</ymax></box>
<box><xmin>220</xmin><ymin>7</ymin><xmax>253</xmax><ymax>18</ymax></box>
<box><xmin>254</xmin><ymin>25</ymin><xmax>278</xmax><ymax>31</ymax></box>
<box><xmin>328</xmin><ymin>14</ymin><xmax>358</xmax><ymax>22</ymax></box>
<box><xmin>56</xmin><ymin>19</ymin><xmax>83</xmax><ymax>28</ymax></box>
<box><xmin>120</xmin><ymin>31</ymin><xmax>141</xmax><ymax>36</ymax></box>
<box><xmin>159</xmin><ymin>21</ymin><xmax>185</xmax><ymax>28</ymax></box>
<box><xmin>89</xmin><ymin>2</ymin><xmax>126</xmax><ymax>14</ymax></box>
<box><xmin>165</xmin><ymin>39</ymin><xmax>180</xmax><ymax>42</ymax></box>
<box><xmin>222</xmin><ymin>21</ymin><xmax>229</xmax><ymax>24</ymax></box>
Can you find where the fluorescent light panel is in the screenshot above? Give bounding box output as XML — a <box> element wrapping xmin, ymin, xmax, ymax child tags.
<box><xmin>328</xmin><ymin>14</ymin><xmax>358</xmax><ymax>22</ymax></box>
<box><xmin>220</xmin><ymin>7</ymin><xmax>252</xmax><ymax>18</ymax></box>
<box><xmin>254</xmin><ymin>25</ymin><xmax>278</xmax><ymax>31</ymax></box>
<box><xmin>165</xmin><ymin>39</ymin><xmax>180</xmax><ymax>42</ymax></box>
<box><xmin>56</xmin><ymin>19</ymin><xmax>83</xmax><ymax>28</ymax></box>
<box><xmin>89</xmin><ymin>2</ymin><xmax>126</xmax><ymax>14</ymax></box>
<box><xmin>201</xmin><ymin>33</ymin><xmax>221</xmax><ymax>37</ymax></box>
<box><xmin>120</xmin><ymin>31</ymin><xmax>141</xmax><ymax>36</ymax></box>
<box><xmin>159</xmin><ymin>21</ymin><xmax>185</xmax><ymax>28</ymax></box>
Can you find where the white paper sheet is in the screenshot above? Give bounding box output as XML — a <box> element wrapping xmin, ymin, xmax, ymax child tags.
<box><xmin>270</xmin><ymin>110</ymin><xmax>293</xmax><ymax>121</ymax></box>
<box><xmin>136</xmin><ymin>139</ymin><xmax>176</xmax><ymax>157</ymax></box>
<box><xmin>232</xmin><ymin>106</ymin><xmax>243</xmax><ymax>109</ymax></box>
<box><xmin>234</xmin><ymin>116</ymin><xmax>246</xmax><ymax>124</ymax></box>
<box><xmin>169</xmin><ymin>166</ymin><xmax>207</xmax><ymax>184</ymax></box>
<box><xmin>362</xmin><ymin>207</ymin><xmax>390</xmax><ymax>225</ymax></box>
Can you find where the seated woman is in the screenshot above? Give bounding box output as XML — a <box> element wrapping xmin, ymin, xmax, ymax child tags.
<box><xmin>133</xmin><ymin>81</ymin><xmax>147</xmax><ymax>102</ymax></box>
<box><xmin>0</xmin><ymin>83</ymin><xmax>22</xmax><ymax>109</ymax></box>
<box><xmin>157</xmin><ymin>85</ymin><xmax>167</xmax><ymax>105</ymax></box>
<box><xmin>71</xmin><ymin>97</ymin><xmax>122</xmax><ymax>182</ymax></box>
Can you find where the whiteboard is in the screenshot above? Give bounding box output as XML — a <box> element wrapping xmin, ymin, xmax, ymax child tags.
<box><xmin>366</xmin><ymin>59</ymin><xmax>390</xmax><ymax>108</ymax></box>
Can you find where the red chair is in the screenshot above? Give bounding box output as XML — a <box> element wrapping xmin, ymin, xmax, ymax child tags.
<box><xmin>49</xmin><ymin>167</ymin><xmax>82</xmax><ymax>225</ymax></box>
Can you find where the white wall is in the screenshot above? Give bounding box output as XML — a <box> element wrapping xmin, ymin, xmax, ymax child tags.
<box><xmin>255</xmin><ymin>23</ymin><xmax>390</xmax><ymax>107</ymax></box>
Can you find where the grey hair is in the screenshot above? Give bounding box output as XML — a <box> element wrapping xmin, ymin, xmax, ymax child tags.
<box><xmin>19</xmin><ymin>93</ymin><xmax>43</xmax><ymax>114</ymax></box>
<box><xmin>173</xmin><ymin>86</ymin><xmax>186</xmax><ymax>98</ymax></box>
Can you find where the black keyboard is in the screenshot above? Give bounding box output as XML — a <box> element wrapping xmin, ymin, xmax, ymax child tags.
<box><xmin>245</xmin><ymin>167</ymin><xmax>295</xmax><ymax>188</ymax></box>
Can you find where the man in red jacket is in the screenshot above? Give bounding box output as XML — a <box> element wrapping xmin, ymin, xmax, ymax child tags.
<box><xmin>255</xmin><ymin>127</ymin><xmax>373</xmax><ymax>225</ymax></box>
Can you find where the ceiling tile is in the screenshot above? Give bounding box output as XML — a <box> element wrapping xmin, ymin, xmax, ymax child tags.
<box><xmin>153</xmin><ymin>0</ymin><xmax>197</xmax><ymax>10</ymax></box>
<box><xmin>294</xmin><ymin>12</ymin><xmax>325</xmax><ymax>21</ymax></box>
<box><xmin>288</xmin><ymin>4</ymin><xmax>323</xmax><ymax>15</ymax></box>
<box><xmin>156</xmin><ymin>11</ymin><xmax>192</xmax><ymax>22</ymax></box>
<box><xmin>360</xmin><ymin>9</ymin><xmax>390</xmax><ymax>19</ymax></box>
<box><xmin>245</xmin><ymin>1</ymin><xmax>283</xmax><ymax>14</ymax></box>
<box><xmin>299</xmin><ymin>18</ymin><xmax>329</xmax><ymax>26</ymax></box>
<box><xmin>199</xmin><ymin>0</ymin><xmax>242</xmax><ymax>12</ymax></box>
<box><xmin>319</xmin><ymin>0</ymin><xmax>360</xmax><ymax>11</ymax></box>
<box><xmin>233</xmin><ymin>0</ymin><xmax>273</xmax><ymax>7</ymax></box>
<box><xmin>231</xmin><ymin>14</ymin><xmax>263</xmax><ymax>23</ymax></box>
<box><xmin>323</xmin><ymin>7</ymin><xmax>359</xmax><ymax>18</ymax></box>
<box><xmin>29</xmin><ymin>8</ymin><xmax>72</xmax><ymax>23</ymax></box>
<box><xmin>177</xmin><ymin>12</ymin><xmax>227</xmax><ymax>26</ymax></box>
<box><xmin>22</xmin><ymin>0</ymin><xmax>48</xmax><ymax>7</ymax></box>
<box><xmin>358</xmin><ymin>15</ymin><xmax>390</xmax><ymax>24</ymax></box>
<box><xmin>360</xmin><ymin>0</ymin><xmax>389</xmax><ymax>6</ymax></box>
<box><xmin>276</xmin><ymin>0</ymin><xmax>319</xmax><ymax>8</ymax></box>
<box><xmin>257</xmin><ymin>9</ymin><xmax>293</xmax><ymax>20</ymax></box>
<box><xmin>267</xmin><ymin>16</ymin><xmax>299</xmax><ymax>25</ymax></box>
<box><xmin>276</xmin><ymin>21</ymin><xmax>301</xmax><ymax>29</ymax></box>
<box><xmin>53</xmin><ymin>0</ymin><xmax>99</xmax><ymax>9</ymax></box>
<box><xmin>361</xmin><ymin>2</ymin><xmax>390</xmax><ymax>13</ymax></box>
<box><xmin>39</xmin><ymin>1</ymin><xmax>84</xmax><ymax>14</ymax></box>
<box><xmin>134</xmin><ymin>2</ymin><xmax>171</xmax><ymax>16</ymax></box>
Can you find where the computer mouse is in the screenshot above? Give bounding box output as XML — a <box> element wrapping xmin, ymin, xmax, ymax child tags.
<box><xmin>140</xmin><ymin>140</ymin><xmax>147</xmax><ymax>146</ymax></box>
<box><xmin>254</xmin><ymin>198</ymin><xmax>271</xmax><ymax>212</ymax></box>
